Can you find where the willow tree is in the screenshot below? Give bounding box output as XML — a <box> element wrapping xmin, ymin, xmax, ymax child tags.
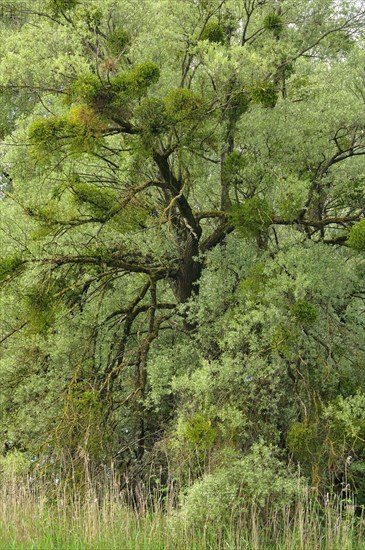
<box><xmin>1</xmin><ymin>0</ymin><xmax>365</xmax><ymax>499</ymax></box>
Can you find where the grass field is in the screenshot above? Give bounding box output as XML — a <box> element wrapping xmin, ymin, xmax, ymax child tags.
<box><xmin>1</xmin><ymin>476</ymin><xmax>365</xmax><ymax>550</ymax></box>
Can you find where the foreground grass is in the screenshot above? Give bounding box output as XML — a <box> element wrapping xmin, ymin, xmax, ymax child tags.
<box><xmin>1</xmin><ymin>481</ymin><xmax>365</xmax><ymax>549</ymax></box>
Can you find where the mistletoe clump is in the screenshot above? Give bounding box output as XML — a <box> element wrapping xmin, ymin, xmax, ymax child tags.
<box><xmin>48</xmin><ymin>0</ymin><xmax>78</xmax><ymax>16</ymax></box>
<box><xmin>291</xmin><ymin>299</ymin><xmax>318</xmax><ymax>325</ymax></box>
<box><xmin>29</xmin><ymin>106</ymin><xmax>106</xmax><ymax>154</ymax></box>
<box><xmin>112</xmin><ymin>62</ymin><xmax>160</xmax><ymax>98</ymax></box>
<box><xmin>251</xmin><ymin>81</ymin><xmax>278</xmax><ymax>108</ymax></box>
<box><xmin>0</xmin><ymin>255</ymin><xmax>25</xmax><ymax>281</ymax></box>
<box><xmin>263</xmin><ymin>13</ymin><xmax>284</xmax><ymax>38</ymax></box>
<box><xmin>230</xmin><ymin>197</ymin><xmax>273</xmax><ymax>237</ymax></box>
<box><xmin>164</xmin><ymin>88</ymin><xmax>203</xmax><ymax>122</ymax></box>
<box><xmin>134</xmin><ymin>97</ymin><xmax>169</xmax><ymax>139</ymax></box>
<box><xmin>200</xmin><ymin>19</ymin><xmax>225</xmax><ymax>45</ymax></box>
<box><xmin>107</xmin><ymin>28</ymin><xmax>131</xmax><ymax>55</ymax></box>
<box><xmin>70</xmin><ymin>179</ymin><xmax>119</xmax><ymax>218</ymax></box>
<box><xmin>28</xmin><ymin>116</ymin><xmax>68</xmax><ymax>148</ymax></box>
<box><xmin>24</xmin><ymin>286</ymin><xmax>57</xmax><ymax>334</ymax></box>
<box><xmin>70</xmin><ymin>73</ymin><xmax>103</xmax><ymax>105</ymax></box>
<box><xmin>347</xmin><ymin>219</ymin><xmax>365</xmax><ymax>252</ymax></box>
<box><xmin>181</xmin><ymin>413</ymin><xmax>217</xmax><ymax>450</ymax></box>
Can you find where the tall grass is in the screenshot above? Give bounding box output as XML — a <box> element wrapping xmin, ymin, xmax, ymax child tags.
<box><xmin>1</xmin><ymin>473</ymin><xmax>365</xmax><ymax>549</ymax></box>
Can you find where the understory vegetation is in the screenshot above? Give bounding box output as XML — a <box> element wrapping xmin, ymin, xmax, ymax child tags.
<box><xmin>1</xmin><ymin>0</ymin><xmax>365</xmax><ymax>547</ymax></box>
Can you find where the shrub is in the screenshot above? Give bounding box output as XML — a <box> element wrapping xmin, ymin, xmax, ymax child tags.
<box><xmin>251</xmin><ymin>81</ymin><xmax>278</xmax><ymax>108</ymax></box>
<box><xmin>164</xmin><ymin>88</ymin><xmax>203</xmax><ymax>122</ymax></box>
<box><xmin>70</xmin><ymin>73</ymin><xmax>103</xmax><ymax>105</ymax></box>
<box><xmin>181</xmin><ymin>443</ymin><xmax>299</xmax><ymax>523</ymax></box>
<box><xmin>291</xmin><ymin>299</ymin><xmax>318</xmax><ymax>325</ymax></box>
<box><xmin>347</xmin><ymin>219</ymin><xmax>365</xmax><ymax>252</ymax></box>
<box><xmin>200</xmin><ymin>19</ymin><xmax>225</xmax><ymax>45</ymax></box>
<box><xmin>263</xmin><ymin>13</ymin><xmax>284</xmax><ymax>38</ymax></box>
<box><xmin>107</xmin><ymin>28</ymin><xmax>131</xmax><ymax>55</ymax></box>
<box><xmin>0</xmin><ymin>255</ymin><xmax>24</xmax><ymax>281</ymax></box>
<box><xmin>230</xmin><ymin>197</ymin><xmax>273</xmax><ymax>237</ymax></box>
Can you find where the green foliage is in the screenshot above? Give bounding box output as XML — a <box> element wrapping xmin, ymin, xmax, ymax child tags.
<box><xmin>287</xmin><ymin>420</ymin><xmax>320</xmax><ymax>464</ymax></box>
<box><xmin>200</xmin><ymin>19</ymin><xmax>225</xmax><ymax>45</ymax></box>
<box><xmin>134</xmin><ymin>98</ymin><xmax>168</xmax><ymax>135</ymax></box>
<box><xmin>1</xmin><ymin>0</ymin><xmax>365</xmax><ymax>513</ymax></box>
<box><xmin>182</xmin><ymin>443</ymin><xmax>299</xmax><ymax>523</ymax></box>
<box><xmin>28</xmin><ymin>116</ymin><xmax>68</xmax><ymax>147</ymax></box>
<box><xmin>0</xmin><ymin>451</ymin><xmax>30</xmax><ymax>482</ymax></box>
<box><xmin>70</xmin><ymin>74</ymin><xmax>103</xmax><ymax>105</ymax></box>
<box><xmin>180</xmin><ymin>413</ymin><xmax>217</xmax><ymax>450</ymax></box>
<box><xmin>230</xmin><ymin>197</ymin><xmax>273</xmax><ymax>237</ymax></box>
<box><xmin>48</xmin><ymin>0</ymin><xmax>78</xmax><ymax>16</ymax></box>
<box><xmin>164</xmin><ymin>88</ymin><xmax>203</xmax><ymax>122</ymax></box>
<box><xmin>24</xmin><ymin>287</ymin><xmax>57</xmax><ymax>334</ymax></box>
<box><xmin>251</xmin><ymin>81</ymin><xmax>278</xmax><ymax>108</ymax></box>
<box><xmin>86</xmin><ymin>244</ymin><xmax>114</xmax><ymax>264</ymax></box>
<box><xmin>71</xmin><ymin>179</ymin><xmax>119</xmax><ymax>217</ymax></box>
<box><xmin>0</xmin><ymin>255</ymin><xmax>24</xmax><ymax>281</ymax></box>
<box><xmin>223</xmin><ymin>151</ymin><xmax>248</xmax><ymax>184</ymax></box>
<box><xmin>291</xmin><ymin>299</ymin><xmax>318</xmax><ymax>325</ymax></box>
<box><xmin>263</xmin><ymin>13</ymin><xmax>284</xmax><ymax>38</ymax></box>
<box><xmin>347</xmin><ymin>219</ymin><xmax>365</xmax><ymax>251</ymax></box>
<box><xmin>288</xmin><ymin>394</ymin><xmax>365</xmax><ymax>488</ymax></box>
<box><xmin>230</xmin><ymin>90</ymin><xmax>251</xmax><ymax>118</ymax></box>
<box><xmin>239</xmin><ymin>262</ymin><xmax>267</xmax><ymax>299</ymax></box>
<box><xmin>107</xmin><ymin>28</ymin><xmax>131</xmax><ymax>56</ymax></box>
<box><xmin>111</xmin><ymin>62</ymin><xmax>160</xmax><ymax>99</ymax></box>
<box><xmin>29</xmin><ymin>106</ymin><xmax>106</xmax><ymax>155</ymax></box>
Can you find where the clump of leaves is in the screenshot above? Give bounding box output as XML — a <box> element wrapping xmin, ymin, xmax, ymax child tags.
<box><xmin>0</xmin><ymin>255</ymin><xmax>25</xmax><ymax>281</ymax></box>
<box><xmin>291</xmin><ymin>299</ymin><xmax>318</xmax><ymax>325</ymax></box>
<box><xmin>263</xmin><ymin>13</ymin><xmax>284</xmax><ymax>38</ymax></box>
<box><xmin>112</xmin><ymin>62</ymin><xmax>160</xmax><ymax>99</ymax></box>
<box><xmin>223</xmin><ymin>151</ymin><xmax>248</xmax><ymax>184</ymax></box>
<box><xmin>347</xmin><ymin>219</ymin><xmax>365</xmax><ymax>252</ymax></box>
<box><xmin>71</xmin><ymin>179</ymin><xmax>119</xmax><ymax>218</ymax></box>
<box><xmin>58</xmin><ymin>380</ymin><xmax>107</xmax><ymax>462</ymax></box>
<box><xmin>287</xmin><ymin>420</ymin><xmax>320</xmax><ymax>464</ymax></box>
<box><xmin>200</xmin><ymin>19</ymin><xmax>225</xmax><ymax>44</ymax></box>
<box><xmin>76</xmin><ymin>5</ymin><xmax>103</xmax><ymax>27</ymax></box>
<box><xmin>29</xmin><ymin>106</ymin><xmax>106</xmax><ymax>155</ymax></box>
<box><xmin>28</xmin><ymin>116</ymin><xmax>68</xmax><ymax>148</ymax></box>
<box><xmin>251</xmin><ymin>81</ymin><xmax>278</xmax><ymax>108</ymax></box>
<box><xmin>164</xmin><ymin>88</ymin><xmax>203</xmax><ymax>122</ymax></box>
<box><xmin>24</xmin><ymin>286</ymin><xmax>57</xmax><ymax>334</ymax></box>
<box><xmin>70</xmin><ymin>73</ymin><xmax>103</xmax><ymax>105</ymax></box>
<box><xmin>182</xmin><ymin>443</ymin><xmax>299</xmax><ymax>524</ymax></box>
<box><xmin>48</xmin><ymin>0</ymin><xmax>78</xmax><ymax>16</ymax></box>
<box><xmin>228</xmin><ymin>90</ymin><xmax>250</xmax><ymax>119</ymax></box>
<box><xmin>239</xmin><ymin>262</ymin><xmax>268</xmax><ymax>299</ymax></box>
<box><xmin>66</xmin><ymin>105</ymin><xmax>107</xmax><ymax>149</ymax></box>
<box><xmin>231</xmin><ymin>197</ymin><xmax>273</xmax><ymax>237</ymax></box>
<box><xmin>134</xmin><ymin>98</ymin><xmax>168</xmax><ymax>135</ymax></box>
<box><xmin>287</xmin><ymin>394</ymin><xmax>365</xmax><ymax>487</ymax></box>
<box><xmin>86</xmin><ymin>244</ymin><xmax>114</xmax><ymax>264</ymax></box>
<box><xmin>181</xmin><ymin>413</ymin><xmax>217</xmax><ymax>450</ymax></box>
<box><xmin>107</xmin><ymin>28</ymin><xmax>131</xmax><ymax>55</ymax></box>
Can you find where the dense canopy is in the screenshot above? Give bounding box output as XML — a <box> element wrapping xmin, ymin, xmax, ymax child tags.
<box><xmin>1</xmin><ymin>0</ymin><xmax>365</xmax><ymax>514</ymax></box>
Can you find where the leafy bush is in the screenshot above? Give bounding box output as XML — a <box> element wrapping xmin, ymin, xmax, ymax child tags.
<box><xmin>251</xmin><ymin>81</ymin><xmax>278</xmax><ymax>108</ymax></box>
<box><xmin>107</xmin><ymin>28</ymin><xmax>131</xmax><ymax>55</ymax></box>
<box><xmin>347</xmin><ymin>219</ymin><xmax>365</xmax><ymax>252</ymax></box>
<box><xmin>230</xmin><ymin>197</ymin><xmax>273</xmax><ymax>237</ymax></box>
<box><xmin>291</xmin><ymin>299</ymin><xmax>318</xmax><ymax>325</ymax></box>
<box><xmin>164</xmin><ymin>88</ymin><xmax>203</xmax><ymax>122</ymax></box>
<box><xmin>0</xmin><ymin>255</ymin><xmax>24</xmax><ymax>281</ymax></box>
<box><xmin>263</xmin><ymin>13</ymin><xmax>284</xmax><ymax>38</ymax></box>
<box><xmin>181</xmin><ymin>443</ymin><xmax>299</xmax><ymax>523</ymax></box>
<box><xmin>200</xmin><ymin>19</ymin><xmax>225</xmax><ymax>44</ymax></box>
